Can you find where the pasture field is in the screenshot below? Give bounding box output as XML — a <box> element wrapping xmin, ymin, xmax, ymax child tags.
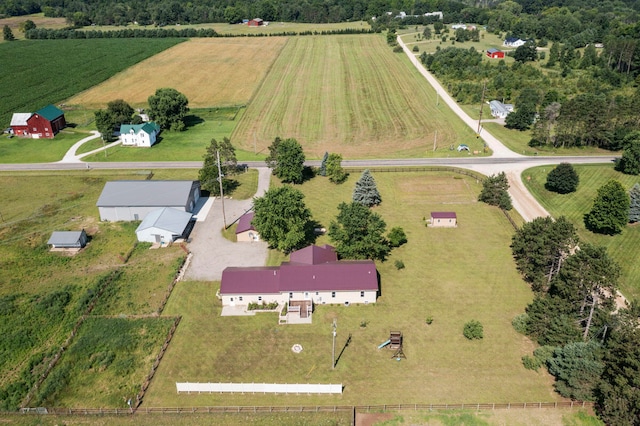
<box><xmin>231</xmin><ymin>35</ymin><xmax>482</xmax><ymax>159</ymax></box>
<box><xmin>67</xmin><ymin>37</ymin><xmax>288</xmax><ymax>109</ymax></box>
<box><xmin>83</xmin><ymin>21</ymin><xmax>371</xmax><ymax>36</ymax></box>
<box><xmin>523</xmin><ymin>164</ymin><xmax>640</xmax><ymax>301</ymax></box>
<box><xmin>0</xmin><ymin>408</ymin><xmax>601</xmax><ymax>425</ymax></box>
<box><xmin>83</xmin><ymin>108</ymin><xmax>263</xmax><ymax>163</ymax></box>
<box><xmin>0</xmin><ymin>170</ymin><xmax>257</xmax><ymax>410</ymax></box>
<box><xmin>0</xmin><ymin>39</ymin><xmax>184</xmax><ymax>127</ymax></box>
<box><xmin>398</xmin><ymin>25</ymin><xmax>511</xmax><ymax>57</ymax></box>
<box><xmin>145</xmin><ymin>170</ymin><xmax>557</xmax><ymax>407</ymax></box>
<box><xmin>0</xmin><ymin>13</ymin><xmax>67</xmax><ymax>40</ymax></box>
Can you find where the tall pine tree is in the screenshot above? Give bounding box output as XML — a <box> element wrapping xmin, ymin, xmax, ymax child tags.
<box><xmin>629</xmin><ymin>183</ymin><xmax>640</xmax><ymax>223</ymax></box>
<box><xmin>353</xmin><ymin>169</ymin><xmax>381</xmax><ymax>207</ymax></box>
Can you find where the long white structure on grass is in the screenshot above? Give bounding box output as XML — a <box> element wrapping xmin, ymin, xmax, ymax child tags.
<box><xmin>176</xmin><ymin>383</ymin><xmax>343</xmax><ymax>394</ymax></box>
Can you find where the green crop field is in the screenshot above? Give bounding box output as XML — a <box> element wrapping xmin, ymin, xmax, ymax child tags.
<box><xmin>231</xmin><ymin>35</ymin><xmax>482</xmax><ymax>159</ymax></box>
<box><xmin>145</xmin><ymin>170</ymin><xmax>557</xmax><ymax>408</ymax></box>
<box><xmin>0</xmin><ymin>38</ymin><xmax>184</xmax><ymax>127</ymax></box>
<box><xmin>523</xmin><ymin>164</ymin><xmax>640</xmax><ymax>300</ymax></box>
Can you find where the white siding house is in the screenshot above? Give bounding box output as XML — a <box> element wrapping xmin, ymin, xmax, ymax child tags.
<box><xmin>120</xmin><ymin>122</ymin><xmax>160</xmax><ymax>147</ymax></box>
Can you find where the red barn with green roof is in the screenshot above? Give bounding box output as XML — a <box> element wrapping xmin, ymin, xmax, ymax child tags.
<box><xmin>25</xmin><ymin>105</ymin><xmax>66</xmax><ymax>139</ymax></box>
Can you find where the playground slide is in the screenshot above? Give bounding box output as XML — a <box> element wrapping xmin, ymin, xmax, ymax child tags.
<box><xmin>377</xmin><ymin>339</ymin><xmax>391</xmax><ymax>349</ymax></box>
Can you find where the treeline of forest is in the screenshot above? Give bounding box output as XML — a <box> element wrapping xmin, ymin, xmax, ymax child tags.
<box><xmin>23</xmin><ymin>26</ymin><xmax>376</xmax><ymax>39</ymax></box>
<box><xmin>420</xmin><ymin>43</ymin><xmax>640</xmax><ymax>149</ymax></box>
<box><xmin>1</xmin><ymin>0</ymin><xmax>640</xmax><ymax>27</ymax></box>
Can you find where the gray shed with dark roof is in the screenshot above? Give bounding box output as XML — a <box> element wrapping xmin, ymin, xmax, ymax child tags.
<box><xmin>48</xmin><ymin>230</ymin><xmax>88</xmax><ymax>249</ymax></box>
<box><xmin>96</xmin><ymin>180</ymin><xmax>200</xmax><ymax>221</ymax></box>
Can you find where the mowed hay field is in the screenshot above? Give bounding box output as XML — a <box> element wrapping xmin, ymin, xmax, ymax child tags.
<box><xmin>67</xmin><ymin>37</ymin><xmax>287</xmax><ymax>109</ymax></box>
<box><xmin>232</xmin><ymin>35</ymin><xmax>478</xmax><ymax>159</ymax></box>
<box><xmin>145</xmin><ymin>171</ymin><xmax>557</xmax><ymax>407</ymax></box>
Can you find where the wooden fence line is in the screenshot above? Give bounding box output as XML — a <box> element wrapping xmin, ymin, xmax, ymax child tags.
<box><xmin>15</xmin><ymin>401</ymin><xmax>593</xmax><ymax>416</ymax></box>
<box><xmin>343</xmin><ymin>166</ymin><xmax>486</xmax><ymax>181</ymax></box>
<box><xmin>19</xmin><ymin>270</ymin><xmax>122</xmax><ymax>409</ymax></box>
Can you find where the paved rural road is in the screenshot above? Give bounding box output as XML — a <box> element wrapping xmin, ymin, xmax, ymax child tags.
<box><xmin>184</xmin><ymin>167</ymin><xmax>271</xmax><ymax>281</ymax></box>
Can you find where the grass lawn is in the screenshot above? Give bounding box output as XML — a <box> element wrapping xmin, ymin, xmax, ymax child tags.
<box><xmin>145</xmin><ymin>170</ymin><xmax>557</xmax><ymax>407</ymax></box>
<box><xmin>82</xmin><ymin>108</ymin><xmax>264</xmax><ymax>162</ymax></box>
<box><xmin>0</xmin><ymin>129</ymin><xmax>93</xmax><ymax>163</ymax></box>
<box><xmin>523</xmin><ymin>164</ymin><xmax>640</xmax><ymax>300</ymax></box>
<box><xmin>231</xmin><ymin>34</ymin><xmax>483</xmax><ymax>160</ymax></box>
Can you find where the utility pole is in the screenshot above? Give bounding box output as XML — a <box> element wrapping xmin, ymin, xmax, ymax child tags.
<box><xmin>331</xmin><ymin>319</ymin><xmax>337</xmax><ymax>369</ymax></box>
<box><xmin>216</xmin><ymin>150</ymin><xmax>227</xmax><ymax>229</ymax></box>
<box><xmin>477</xmin><ymin>81</ymin><xmax>486</xmax><ymax>135</ymax></box>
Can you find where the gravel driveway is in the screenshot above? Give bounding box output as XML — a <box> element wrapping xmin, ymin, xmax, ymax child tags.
<box><xmin>184</xmin><ymin>167</ymin><xmax>271</xmax><ymax>281</ymax></box>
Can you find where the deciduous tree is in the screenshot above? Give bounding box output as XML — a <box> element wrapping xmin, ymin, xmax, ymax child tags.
<box><xmin>106</xmin><ymin>99</ymin><xmax>135</xmax><ymax>125</ymax></box>
<box><xmin>326</xmin><ymin>153</ymin><xmax>347</xmax><ymax>184</ymax></box>
<box><xmin>147</xmin><ymin>87</ymin><xmax>189</xmax><ymax>131</ymax></box>
<box><xmin>353</xmin><ymin>169</ymin><xmax>381</xmax><ymax>207</ymax></box>
<box><xmin>478</xmin><ymin>172</ymin><xmax>512</xmax><ymax>210</ymax></box>
<box><xmin>252</xmin><ymin>186</ymin><xmax>316</xmax><ymax>253</ymax></box>
<box><xmin>584</xmin><ymin>180</ymin><xmax>630</xmax><ymax>235</ymax></box>
<box><xmin>514</xmin><ymin>40</ymin><xmax>537</xmax><ymax>63</ymax></box>
<box><xmin>615</xmin><ymin>131</ymin><xmax>640</xmax><ymax>175</ymax></box>
<box><xmin>546</xmin><ymin>163</ymin><xmax>579</xmax><ymax>194</ymax></box>
<box><xmin>265</xmin><ymin>137</ymin><xmax>305</xmax><ymax>184</ymax></box>
<box><xmin>328</xmin><ymin>202</ymin><xmax>390</xmax><ymax>261</ymax></box>
<box><xmin>94</xmin><ymin>110</ymin><xmax>117</xmax><ymax>142</ymax></box>
<box><xmin>198</xmin><ymin>137</ymin><xmax>238</xmax><ymax>196</ymax></box>
<box><xmin>3</xmin><ymin>25</ymin><xmax>15</xmax><ymax>41</ymax></box>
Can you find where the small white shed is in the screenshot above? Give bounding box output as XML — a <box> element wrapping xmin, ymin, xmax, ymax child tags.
<box><xmin>135</xmin><ymin>207</ymin><xmax>193</xmax><ymax>244</ymax></box>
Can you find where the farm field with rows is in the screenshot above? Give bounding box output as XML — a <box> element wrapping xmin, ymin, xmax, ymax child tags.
<box><xmin>231</xmin><ymin>34</ymin><xmax>481</xmax><ymax>159</ymax></box>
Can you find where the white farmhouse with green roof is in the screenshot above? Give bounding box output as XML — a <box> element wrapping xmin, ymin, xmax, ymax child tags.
<box><xmin>119</xmin><ymin>122</ymin><xmax>160</xmax><ymax>147</ymax></box>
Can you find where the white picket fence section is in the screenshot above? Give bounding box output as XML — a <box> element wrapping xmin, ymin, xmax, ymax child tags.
<box><xmin>176</xmin><ymin>382</ymin><xmax>342</xmax><ymax>394</ymax></box>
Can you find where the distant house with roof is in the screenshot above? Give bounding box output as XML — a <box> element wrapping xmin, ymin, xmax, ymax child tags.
<box><xmin>503</xmin><ymin>37</ymin><xmax>525</xmax><ymax>47</ymax></box>
<box><xmin>9</xmin><ymin>105</ymin><xmax>66</xmax><ymax>138</ymax></box>
<box><xmin>120</xmin><ymin>122</ymin><xmax>160</xmax><ymax>147</ymax></box>
<box><xmin>219</xmin><ymin>245</ymin><xmax>378</xmax><ymax>320</ymax></box>
<box><xmin>236</xmin><ymin>211</ymin><xmax>260</xmax><ymax>242</ymax></box>
<box><xmin>489</xmin><ymin>100</ymin><xmax>514</xmax><ymax>119</ymax></box>
<box><xmin>429</xmin><ymin>212</ymin><xmax>457</xmax><ymax>227</ymax></box>
<box><xmin>486</xmin><ymin>48</ymin><xmax>504</xmax><ymax>59</ymax></box>
<box><xmin>96</xmin><ymin>180</ymin><xmax>201</xmax><ymax>221</ymax></box>
<box><xmin>135</xmin><ymin>207</ymin><xmax>193</xmax><ymax>244</ymax></box>
<box><xmin>248</xmin><ymin>18</ymin><xmax>263</xmax><ymax>26</ymax></box>
<box><xmin>47</xmin><ymin>230</ymin><xmax>88</xmax><ymax>250</ymax></box>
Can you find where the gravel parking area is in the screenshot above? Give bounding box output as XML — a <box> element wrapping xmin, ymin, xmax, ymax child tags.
<box><xmin>184</xmin><ymin>168</ymin><xmax>271</xmax><ymax>281</ymax></box>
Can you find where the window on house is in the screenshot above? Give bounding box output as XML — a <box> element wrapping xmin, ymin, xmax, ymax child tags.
<box><xmin>361</xmin><ymin>291</ymin><xmax>365</xmax><ymax>297</ymax></box>
<box><xmin>230</xmin><ymin>297</ymin><xmax>234</xmax><ymax>302</ymax></box>
<box><xmin>315</xmin><ymin>292</ymin><xmax>319</xmax><ymax>296</ymax></box>
<box><xmin>258</xmin><ymin>296</ymin><xmax>262</xmax><ymax>301</ymax></box>
<box><xmin>239</xmin><ymin>297</ymin><xmax>243</xmax><ymax>301</ymax></box>
<box><xmin>289</xmin><ymin>292</ymin><xmax>293</xmax><ymax>298</ymax></box>
<box><xmin>331</xmin><ymin>292</ymin><xmax>336</xmax><ymax>298</ymax></box>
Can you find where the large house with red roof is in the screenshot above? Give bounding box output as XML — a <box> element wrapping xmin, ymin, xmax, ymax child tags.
<box><xmin>10</xmin><ymin>105</ymin><xmax>66</xmax><ymax>139</ymax></box>
<box><xmin>219</xmin><ymin>245</ymin><xmax>378</xmax><ymax>316</ymax></box>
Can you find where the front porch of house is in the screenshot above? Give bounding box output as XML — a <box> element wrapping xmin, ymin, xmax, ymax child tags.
<box><xmin>279</xmin><ymin>300</ymin><xmax>313</xmax><ymax>324</ymax></box>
